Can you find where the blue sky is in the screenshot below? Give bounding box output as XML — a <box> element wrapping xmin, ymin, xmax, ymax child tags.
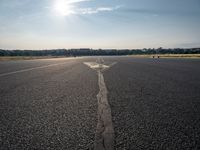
<box><xmin>0</xmin><ymin>0</ymin><xmax>200</xmax><ymax>49</ymax></box>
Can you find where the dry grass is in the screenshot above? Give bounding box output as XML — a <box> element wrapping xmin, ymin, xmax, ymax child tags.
<box><xmin>0</xmin><ymin>56</ymin><xmax>67</xmax><ymax>61</ymax></box>
<box><xmin>1</xmin><ymin>54</ymin><xmax>199</xmax><ymax>61</ymax></box>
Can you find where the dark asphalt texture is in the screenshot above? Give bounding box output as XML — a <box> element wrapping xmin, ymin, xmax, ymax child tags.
<box><xmin>0</xmin><ymin>57</ymin><xmax>200</xmax><ymax>150</ymax></box>
<box><xmin>0</xmin><ymin>58</ymin><xmax>98</xmax><ymax>150</ymax></box>
<box><xmin>103</xmin><ymin>57</ymin><xmax>200</xmax><ymax>149</ymax></box>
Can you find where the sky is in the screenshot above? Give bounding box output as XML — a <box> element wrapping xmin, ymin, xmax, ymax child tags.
<box><xmin>0</xmin><ymin>0</ymin><xmax>200</xmax><ymax>49</ymax></box>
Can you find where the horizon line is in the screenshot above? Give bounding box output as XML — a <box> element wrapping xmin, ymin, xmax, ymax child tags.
<box><xmin>1</xmin><ymin>47</ymin><xmax>200</xmax><ymax>51</ymax></box>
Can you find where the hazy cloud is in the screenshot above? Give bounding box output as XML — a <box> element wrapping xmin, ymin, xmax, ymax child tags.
<box><xmin>67</xmin><ymin>0</ymin><xmax>92</xmax><ymax>4</ymax></box>
<box><xmin>78</xmin><ymin>6</ymin><xmax>120</xmax><ymax>14</ymax></box>
<box><xmin>51</xmin><ymin>0</ymin><xmax>121</xmax><ymax>15</ymax></box>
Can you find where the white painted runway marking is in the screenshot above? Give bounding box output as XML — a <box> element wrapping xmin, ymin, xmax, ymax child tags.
<box><xmin>0</xmin><ymin>62</ymin><xmax>68</xmax><ymax>77</ymax></box>
<box><xmin>84</xmin><ymin>62</ymin><xmax>109</xmax><ymax>70</ymax></box>
<box><xmin>84</xmin><ymin>59</ymin><xmax>116</xmax><ymax>150</ymax></box>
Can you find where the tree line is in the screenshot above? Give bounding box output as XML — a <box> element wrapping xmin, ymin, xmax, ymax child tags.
<box><xmin>0</xmin><ymin>48</ymin><xmax>199</xmax><ymax>56</ymax></box>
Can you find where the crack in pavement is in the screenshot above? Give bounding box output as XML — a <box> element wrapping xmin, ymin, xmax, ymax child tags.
<box><xmin>84</xmin><ymin>60</ymin><xmax>115</xmax><ymax>150</ymax></box>
<box><xmin>95</xmin><ymin>70</ymin><xmax>114</xmax><ymax>150</ymax></box>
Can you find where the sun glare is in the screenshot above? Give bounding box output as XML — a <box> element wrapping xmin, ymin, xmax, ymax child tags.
<box><xmin>53</xmin><ymin>0</ymin><xmax>75</xmax><ymax>16</ymax></box>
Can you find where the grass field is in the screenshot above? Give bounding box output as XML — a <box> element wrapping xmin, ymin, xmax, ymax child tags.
<box><xmin>131</xmin><ymin>54</ymin><xmax>200</xmax><ymax>58</ymax></box>
<box><xmin>0</xmin><ymin>54</ymin><xmax>200</xmax><ymax>61</ymax></box>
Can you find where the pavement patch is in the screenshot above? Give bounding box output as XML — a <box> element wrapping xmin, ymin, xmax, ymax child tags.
<box><xmin>84</xmin><ymin>59</ymin><xmax>116</xmax><ymax>150</ymax></box>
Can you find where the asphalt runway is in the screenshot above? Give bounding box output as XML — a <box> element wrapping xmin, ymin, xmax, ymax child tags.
<box><xmin>0</xmin><ymin>56</ymin><xmax>200</xmax><ymax>149</ymax></box>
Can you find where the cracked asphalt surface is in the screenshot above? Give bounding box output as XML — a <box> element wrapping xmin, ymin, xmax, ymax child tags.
<box><xmin>0</xmin><ymin>57</ymin><xmax>200</xmax><ymax>149</ymax></box>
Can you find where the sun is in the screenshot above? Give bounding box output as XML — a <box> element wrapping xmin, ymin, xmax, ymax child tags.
<box><xmin>53</xmin><ymin>0</ymin><xmax>75</xmax><ymax>16</ymax></box>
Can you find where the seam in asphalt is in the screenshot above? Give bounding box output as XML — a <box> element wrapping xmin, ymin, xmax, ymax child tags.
<box><xmin>94</xmin><ymin>70</ymin><xmax>114</xmax><ymax>150</ymax></box>
<box><xmin>84</xmin><ymin>61</ymin><xmax>115</xmax><ymax>150</ymax></box>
